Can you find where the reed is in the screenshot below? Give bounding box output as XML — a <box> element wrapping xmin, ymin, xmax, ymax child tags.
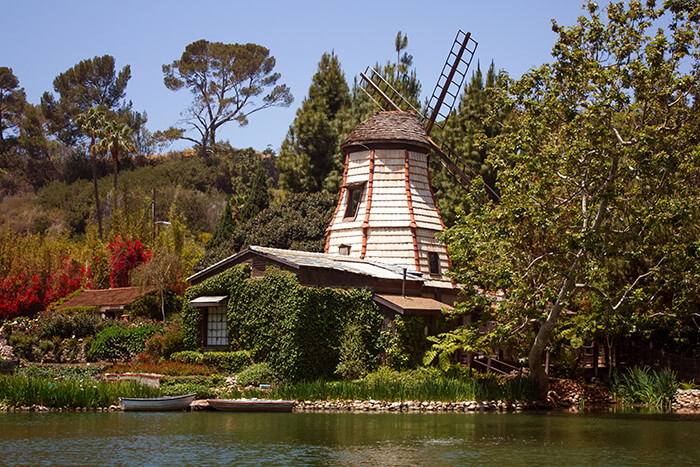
<box><xmin>249</xmin><ymin>375</ymin><xmax>535</xmax><ymax>403</ymax></box>
<box><xmin>0</xmin><ymin>375</ymin><xmax>160</xmax><ymax>408</ymax></box>
<box><xmin>611</xmin><ymin>366</ymin><xmax>678</xmax><ymax>409</ymax></box>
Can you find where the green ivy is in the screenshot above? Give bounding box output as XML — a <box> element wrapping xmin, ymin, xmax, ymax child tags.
<box><xmin>183</xmin><ymin>266</ymin><xmax>382</xmax><ymax>383</ymax></box>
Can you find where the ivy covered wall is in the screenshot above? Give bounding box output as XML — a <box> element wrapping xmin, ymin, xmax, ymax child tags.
<box><xmin>182</xmin><ymin>265</ymin><xmax>382</xmax><ymax>382</ymax></box>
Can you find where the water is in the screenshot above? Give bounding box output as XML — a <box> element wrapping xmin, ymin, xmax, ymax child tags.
<box><xmin>1</xmin><ymin>411</ymin><xmax>699</xmax><ymax>466</ymax></box>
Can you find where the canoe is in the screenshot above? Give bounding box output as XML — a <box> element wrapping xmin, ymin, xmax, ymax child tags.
<box><xmin>119</xmin><ymin>393</ymin><xmax>197</xmax><ymax>411</ymax></box>
<box><xmin>207</xmin><ymin>398</ymin><xmax>295</xmax><ymax>412</ymax></box>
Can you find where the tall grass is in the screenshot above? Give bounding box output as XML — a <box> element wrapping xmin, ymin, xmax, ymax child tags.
<box><xmin>242</xmin><ymin>376</ymin><xmax>536</xmax><ymax>402</ymax></box>
<box><xmin>0</xmin><ymin>375</ymin><xmax>161</xmax><ymax>408</ymax></box>
<box><xmin>611</xmin><ymin>367</ymin><xmax>678</xmax><ymax>409</ymax></box>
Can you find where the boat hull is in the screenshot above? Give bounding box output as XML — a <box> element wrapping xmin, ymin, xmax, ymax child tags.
<box><xmin>207</xmin><ymin>399</ymin><xmax>295</xmax><ymax>412</ymax></box>
<box><xmin>119</xmin><ymin>393</ymin><xmax>197</xmax><ymax>411</ymax></box>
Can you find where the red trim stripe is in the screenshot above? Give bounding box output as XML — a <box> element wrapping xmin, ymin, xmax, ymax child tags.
<box><xmin>325</xmin><ymin>153</ymin><xmax>350</xmax><ymax>253</ymax></box>
<box><xmin>360</xmin><ymin>150</ymin><xmax>375</xmax><ymax>259</ymax></box>
<box><xmin>405</xmin><ymin>150</ymin><xmax>421</xmax><ymax>271</ymax></box>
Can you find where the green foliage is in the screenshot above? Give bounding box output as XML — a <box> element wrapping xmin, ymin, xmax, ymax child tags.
<box><xmin>225</xmin><ymin>269</ymin><xmax>382</xmax><ymax>382</ymax></box>
<box><xmin>159</xmin><ymin>383</ymin><xmax>218</xmax><ymax>399</ymax></box>
<box><xmin>87</xmin><ymin>325</ymin><xmax>160</xmax><ymax>362</ymax></box>
<box><xmin>17</xmin><ymin>363</ymin><xmax>106</xmax><ymax>380</ymax></box>
<box><xmin>611</xmin><ymin>366</ymin><xmax>679</xmax><ymax>409</ymax></box>
<box><xmin>268</xmin><ymin>368</ymin><xmax>536</xmax><ymax>403</ymax></box>
<box><xmin>335</xmin><ymin>318</ymin><xmax>375</xmax><ymax>380</ymax></box>
<box><xmin>170</xmin><ymin>350</ymin><xmax>204</xmax><ymax>365</ymax></box>
<box><xmin>197</xmin><ymin>192</ymin><xmax>337</xmax><ymax>269</ymax></box>
<box><xmin>424</xmin><ymin>327</ymin><xmax>491</xmax><ymax>371</ymax></box>
<box><xmin>201</xmin><ymin>351</ymin><xmax>252</xmax><ymax>375</ymax></box>
<box><xmin>236</xmin><ymin>362</ymin><xmax>276</xmax><ymax>387</ymax></box>
<box><xmin>384</xmin><ymin>316</ymin><xmax>429</xmax><ymax>370</ymax></box>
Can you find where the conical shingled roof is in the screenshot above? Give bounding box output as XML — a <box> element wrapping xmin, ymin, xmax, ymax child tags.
<box><xmin>341</xmin><ymin>111</ymin><xmax>432</xmax><ymax>152</ymax></box>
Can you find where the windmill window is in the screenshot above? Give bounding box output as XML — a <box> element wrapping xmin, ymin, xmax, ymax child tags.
<box><xmin>428</xmin><ymin>252</ymin><xmax>440</xmax><ymax>275</ymax></box>
<box><xmin>343</xmin><ymin>185</ymin><xmax>364</xmax><ymax>220</ymax></box>
<box><xmin>338</xmin><ymin>244</ymin><xmax>351</xmax><ymax>256</ymax></box>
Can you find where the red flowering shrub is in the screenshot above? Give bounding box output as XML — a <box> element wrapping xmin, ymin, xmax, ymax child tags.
<box><xmin>107</xmin><ymin>237</ymin><xmax>151</xmax><ymax>288</ymax></box>
<box><xmin>0</xmin><ymin>257</ymin><xmax>89</xmax><ymax>320</ymax></box>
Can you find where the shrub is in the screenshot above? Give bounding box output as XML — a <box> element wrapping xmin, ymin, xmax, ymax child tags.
<box><xmin>87</xmin><ymin>325</ymin><xmax>160</xmax><ymax>362</ymax></box>
<box><xmin>170</xmin><ymin>351</ymin><xmax>204</xmax><ymax>365</ymax></box>
<box><xmin>35</xmin><ymin>310</ymin><xmax>106</xmax><ymax>340</ymax></box>
<box><xmin>202</xmin><ymin>351</ymin><xmax>252</xmax><ymax>375</ymax></box>
<box><xmin>8</xmin><ymin>332</ymin><xmax>40</xmax><ymax>362</ymax></box>
<box><xmin>161</xmin><ymin>330</ymin><xmax>184</xmax><ymax>359</ymax></box>
<box><xmin>236</xmin><ymin>362</ymin><xmax>276</xmax><ymax>387</ymax></box>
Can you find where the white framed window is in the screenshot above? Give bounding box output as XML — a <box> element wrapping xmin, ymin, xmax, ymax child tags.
<box><xmin>206</xmin><ymin>304</ymin><xmax>228</xmax><ymax>347</ymax></box>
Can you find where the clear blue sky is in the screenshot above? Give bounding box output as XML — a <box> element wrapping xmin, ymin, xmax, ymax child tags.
<box><xmin>2</xmin><ymin>0</ymin><xmax>591</xmax><ymax>153</ymax></box>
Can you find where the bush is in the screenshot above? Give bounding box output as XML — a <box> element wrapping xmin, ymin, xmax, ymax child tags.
<box><xmin>35</xmin><ymin>310</ymin><xmax>106</xmax><ymax>340</ymax></box>
<box><xmin>8</xmin><ymin>332</ymin><xmax>40</xmax><ymax>362</ymax></box>
<box><xmin>161</xmin><ymin>330</ymin><xmax>184</xmax><ymax>359</ymax></box>
<box><xmin>170</xmin><ymin>351</ymin><xmax>204</xmax><ymax>365</ymax></box>
<box><xmin>202</xmin><ymin>351</ymin><xmax>252</xmax><ymax>375</ymax></box>
<box><xmin>236</xmin><ymin>362</ymin><xmax>276</xmax><ymax>387</ymax></box>
<box><xmin>87</xmin><ymin>325</ymin><xmax>161</xmax><ymax>362</ymax></box>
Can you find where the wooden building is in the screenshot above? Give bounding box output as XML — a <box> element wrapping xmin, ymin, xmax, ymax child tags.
<box><xmin>56</xmin><ymin>287</ymin><xmax>151</xmax><ymax>319</ymax></box>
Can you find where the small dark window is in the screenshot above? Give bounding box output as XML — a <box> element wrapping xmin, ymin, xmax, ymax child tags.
<box><xmin>428</xmin><ymin>252</ymin><xmax>440</xmax><ymax>275</ymax></box>
<box><xmin>338</xmin><ymin>244</ymin><xmax>351</xmax><ymax>255</ymax></box>
<box><xmin>344</xmin><ymin>186</ymin><xmax>363</xmax><ymax>219</ymax></box>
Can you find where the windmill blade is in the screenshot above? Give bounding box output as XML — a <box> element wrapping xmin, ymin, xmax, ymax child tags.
<box><xmin>428</xmin><ymin>136</ymin><xmax>501</xmax><ymax>201</ymax></box>
<box><xmin>424</xmin><ymin>30</ymin><xmax>478</xmax><ymax>135</ymax></box>
<box><xmin>359</xmin><ymin>66</ymin><xmax>422</xmax><ymax>115</ymax></box>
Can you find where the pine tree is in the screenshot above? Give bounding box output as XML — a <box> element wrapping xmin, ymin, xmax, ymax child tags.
<box><xmin>277</xmin><ymin>52</ymin><xmax>350</xmax><ymax>193</ymax></box>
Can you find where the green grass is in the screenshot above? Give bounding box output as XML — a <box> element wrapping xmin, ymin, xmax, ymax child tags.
<box><xmin>611</xmin><ymin>367</ymin><xmax>679</xmax><ymax>409</ymax></box>
<box><xmin>0</xmin><ymin>375</ymin><xmax>161</xmax><ymax>408</ymax></box>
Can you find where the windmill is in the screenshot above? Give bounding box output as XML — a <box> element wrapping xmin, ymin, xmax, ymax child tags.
<box><xmin>324</xmin><ymin>31</ymin><xmax>478</xmax><ymax>287</ymax></box>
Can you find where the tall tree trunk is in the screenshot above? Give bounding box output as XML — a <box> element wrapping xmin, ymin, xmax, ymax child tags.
<box><xmin>112</xmin><ymin>146</ymin><xmax>119</xmax><ymax>212</ymax></box>
<box><xmin>528</xmin><ymin>250</ymin><xmax>582</xmax><ymax>398</ymax></box>
<box><xmin>90</xmin><ymin>136</ymin><xmax>103</xmax><ymax>241</ymax></box>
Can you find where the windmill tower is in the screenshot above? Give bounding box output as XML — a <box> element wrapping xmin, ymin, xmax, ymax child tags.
<box><xmin>325</xmin><ymin>31</ymin><xmax>478</xmax><ymax>286</ymax></box>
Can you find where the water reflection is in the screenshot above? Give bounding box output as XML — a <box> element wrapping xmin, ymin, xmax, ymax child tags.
<box><xmin>1</xmin><ymin>411</ymin><xmax>699</xmax><ymax>466</ymax></box>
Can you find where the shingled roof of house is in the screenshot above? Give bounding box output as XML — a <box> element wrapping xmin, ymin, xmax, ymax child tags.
<box><xmin>341</xmin><ymin>111</ymin><xmax>432</xmax><ymax>152</ymax></box>
<box><xmin>57</xmin><ymin>287</ymin><xmax>150</xmax><ymax>309</ymax></box>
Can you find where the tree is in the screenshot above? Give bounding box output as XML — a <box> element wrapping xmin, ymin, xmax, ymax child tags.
<box><xmin>131</xmin><ymin>253</ymin><xmax>183</xmax><ymax>322</ymax></box>
<box><xmin>163</xmin><ymin>40</ymin><xmax>293</xmax><ymax>156</ymax></box>
<box><xmin>446</xmin><ymin>0</ymin><xmax>700</xmax><ymax>396</ymax></box>
<box><xmin>76</xmin><ymin>108</ymin><xmax>107</xmax><ymax>240</ymax></box>
<box><xmin>395</xmin><ymin>31</ymin><xmax>408</xmax><ymax>66</ymax></box>
<box><xmin>41</xmin><ymin>55</ymin><xmax>133</xmax><ymax>146</ymax></box>
<box><xmin>98</xmin><ymin>120</ymin><xmax>135</xmax><ymax>195</ymax></box>
<box><xmin>0</xmin><ymin>67</ymin><xmax>25</xmax><ymax>143</ymax></box>
<box><xmin>277</xmin><ymin>52</ymin><xmax>350</xmax><ymax>193</ymax></box>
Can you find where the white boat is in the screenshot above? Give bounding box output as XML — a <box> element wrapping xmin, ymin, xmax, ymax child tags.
<box><xmin>119</xmin><ymin>393</ymin><xmax>197</xmax><ymax>411</ymax></box>
<box><xmin>207</xmin><ymin>398</ymin><xmax>295</xmax><ymax>412</ymax></box>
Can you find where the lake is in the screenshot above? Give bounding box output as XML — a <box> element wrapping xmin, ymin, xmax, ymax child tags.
<box><xmin>1</xmin><ymin>410</ymin><xmax>699</xmax><ymax>465</ymax></box>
